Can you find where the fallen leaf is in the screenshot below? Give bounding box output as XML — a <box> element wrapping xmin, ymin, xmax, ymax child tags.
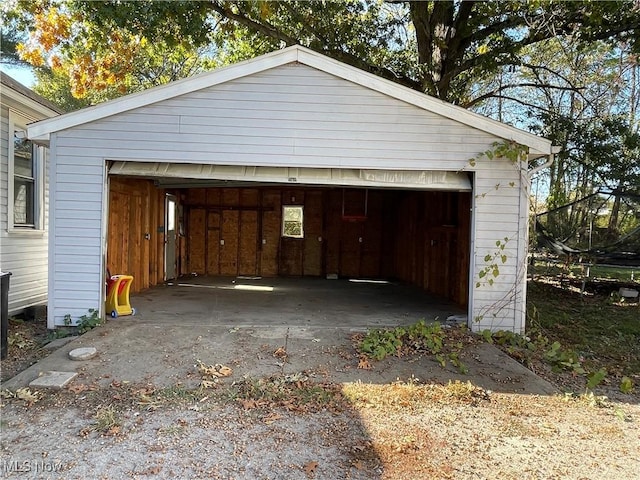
<box><xmin>135</xmin><ymin>386</ymin><xmax>156</xmax><ymax>396</ymax></box>
<box><xmin>273</xmin><ymin>346</ymin><xmax>288</xmax><ymax>360</ymax></box>
<box><xmin>263</xmin><ymin>413</ymin><xmax>283</xmax><ymax>424</ymax></box>
<box><xmin>68</xmin><ymin>384</ymin><xmax>89</xmax><ymax>394</ymax></box>
<box><xmin>0</xmin><ymin>389</ymin><xmax>16</xmax><ymax>399</ymax></box>
<box><xmin>214</xmin><ymin>364</ymin><xmax>233</xmax><ymax>377</ymax></box>
<box><xmin>241</xmin><ymin>399</ymin><xmax>258</xmax><ymax>410</ymax></box>
<box><xmin>304</xmin><ymin>461</ymin><xmax>318</xmax><ymax>477</ymax></box>
<box><xmin>16</xmin><ymin>388</ymin><xmax>41</xmax><ymax>405</ymax></box>
<box><xmin>357</xmin><ymin>356</ymin><xmax>372</xmax><ymax>370</ymax></box>
<box><xmin>197</xmin><ymin>361</ymin><xmax>233</xmax><ymax>378</ymax></box>
<box><xmin>353</xmin><ymin>460</ymin><xmax>364</xmax><ymax>470</ymax></box>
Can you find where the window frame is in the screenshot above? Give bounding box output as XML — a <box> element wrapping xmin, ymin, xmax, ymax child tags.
<box><xmin>8</xmin><ymin>110</ymin><xmax>45</xmax><ymax>233</ymax></box>
<box><xmin>281</xmin><ymin>205</ymin><xmax>304</xmax><ymax>239</ymax></box>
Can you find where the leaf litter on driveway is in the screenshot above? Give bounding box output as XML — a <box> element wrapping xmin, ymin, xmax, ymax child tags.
<box><xmin>1</xmin><ymin>372</ymin><xmax>639</xmax><ymax>479</ymax></box>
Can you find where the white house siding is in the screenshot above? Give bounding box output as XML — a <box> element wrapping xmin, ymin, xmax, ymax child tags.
<box><xmin>49</xmin><ymin>63</ymin><xmax>529</xmax><ymax>330</ymax></box>
<box><xmin>472</xmin><ymin>159</ymin><xmax>529</xmax><ymax>332</ymax></box>
<box><xmin>1</xmin><ymin>106</ymin><xmax>8</xmax><ymax>233</ymax></box>
<box><xmin>47</xmin><ymin>134</ymin><xmax>105</xmax><ymax>329</ymax></box>
<box><xmin>0</xmin><ymin>101</ymin><xmax>50</xmax><ymax>314</ymax></box>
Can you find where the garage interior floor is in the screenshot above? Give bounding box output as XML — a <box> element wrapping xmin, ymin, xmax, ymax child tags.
<box><xmin>128</xmin><ymin>276</ymin><xmax>467</xmax><ymax>329</ymax></box>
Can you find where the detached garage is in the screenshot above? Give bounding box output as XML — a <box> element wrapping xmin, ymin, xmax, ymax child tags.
<box><xmin>28</xmin><ymin>46</ymin><xmax>555</xmax><ymax>333</ymax></box>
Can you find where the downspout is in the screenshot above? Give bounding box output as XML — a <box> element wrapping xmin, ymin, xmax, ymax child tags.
<box><xmin>529</xmin><ymin>146</ymin><xmax>561</xmax><ymax>179</ymax></box>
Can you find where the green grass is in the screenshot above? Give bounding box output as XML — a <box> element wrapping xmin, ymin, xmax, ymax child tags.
<box><xmin>527</xmin><ymin>280</ymin><xmax>640</xmax><ymax>377</ymax></box>
<box><xmin>531</xmin><ymin>260</ymin><xmax>639</xmax><ymax>283</ymax></box>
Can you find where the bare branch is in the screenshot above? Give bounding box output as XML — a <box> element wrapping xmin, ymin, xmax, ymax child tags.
<box><xmin>464</xmin><ymin>94</ymin><xmax>557</xmax><ymax>114</ymax></box>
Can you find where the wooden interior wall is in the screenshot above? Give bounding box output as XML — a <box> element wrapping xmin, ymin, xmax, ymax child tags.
<box><xmin>323</xmin><ymin>189</ymin><xmax>388</xmax><ymax>278</ymax></box>
<box><xmin>107</xmin><ymin>177</ymin><xmax>165</xmax><ymax>293</ymax></box>
<box><xmin>177</xmin><ymin>185</ymin><xmax>470</xmax><ymax>307</ymax></box>
<box><xmin>392</xmin><ymin>191</ymin><xmax>471</xmax><ymax>306</ymax></box>
<box><xmin>184</xmin><ymin>188</ymin><xmax>266</xmax><ymax>277</ymax></box>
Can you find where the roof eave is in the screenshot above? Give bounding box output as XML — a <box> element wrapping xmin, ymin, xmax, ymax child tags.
<box><xmin>2</xmin><ymin>85</ymin><xmax>61</xmax><ymax>120</ymax></box>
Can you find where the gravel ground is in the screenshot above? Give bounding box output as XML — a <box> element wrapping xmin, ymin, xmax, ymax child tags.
<box><xmin>1</xmin><ymin>381</ymin><xmax>638</xmax><ymax>480</ymax></box>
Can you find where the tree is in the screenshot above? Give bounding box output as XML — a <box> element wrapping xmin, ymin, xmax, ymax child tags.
<box><xmin>8</xmin><ymin>1</ymin><xmax>640</xmax><ymax>105</ymax></box>
<box><xmin>0</xmin><ymin>27</ymin><xmax>28</xmax><ymax>66</ymax></box>
<box><xmin>4</xmin><ymin>1</ymin><xmax>217</xmax><ymax>106</ymax></box>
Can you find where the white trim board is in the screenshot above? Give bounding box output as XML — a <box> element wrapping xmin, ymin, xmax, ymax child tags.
<box><xmin>28</xmin><ymin>46</ymin><xmax>554</xmax><ymax>156</ymax></box>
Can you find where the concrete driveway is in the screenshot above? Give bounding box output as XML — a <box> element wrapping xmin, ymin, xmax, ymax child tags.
<box><xmin>2</xmin><ymin>277</ymin><xmax>557</xmax><ymax>395</ymax></box>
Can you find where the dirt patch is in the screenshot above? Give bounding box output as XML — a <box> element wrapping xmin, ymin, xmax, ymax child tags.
<box><xmin>0</xmin><ymin>318</ymin><xmax>51</xmax><ymax>382</ymax></box>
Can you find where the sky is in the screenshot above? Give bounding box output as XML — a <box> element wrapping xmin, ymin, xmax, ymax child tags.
<box><xmin>0</xmin><ymin>64</ymin><xmax>35</xmax><ymax>88</ymax></box>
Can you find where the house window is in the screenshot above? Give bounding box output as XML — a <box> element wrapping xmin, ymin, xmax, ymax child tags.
<box><xmin>8</xmin><ymin>111</ymin><xmax>43</xmax><ymax>230</ymax></box>
<box><xmin>282</xmin><ymin>206</ymin><xmax>304</xmax><ymax>238</ymax></box>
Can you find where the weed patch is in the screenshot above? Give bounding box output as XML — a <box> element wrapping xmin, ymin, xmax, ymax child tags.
<box><xmin>483</xmin><ymin>280</ymin><xmax>640</xmax><ymax>398</ymax></box>
<box><xmin>358</xmin><ymin>320</ymin><xmax>470</xmax><ymax>373</ymax></box>
<box><xmin>227</xmin><ymin>374</ymin><xmax>344</xmax><ymax>413</ymax></box>
<box><xmin>94</xmin><ymin>405</ymin><xmax>121</xmax><ymax>435</ymax></box>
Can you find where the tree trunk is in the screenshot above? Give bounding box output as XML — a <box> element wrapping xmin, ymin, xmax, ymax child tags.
<box><xmin>409</xmin><ymin>1</ymin><xmax>464</xmax><ymax>100</ymax></box>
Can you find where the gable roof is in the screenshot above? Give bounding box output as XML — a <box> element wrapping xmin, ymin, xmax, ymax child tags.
<box><xmin>1</xmin><ymin>71</ymin><xmax>64</xmax><ymax>115</ymax></box>
<box><xmin>28</xmin><ymin>45</ymin><xmax>554</xmax><ymax>156</ymax></box>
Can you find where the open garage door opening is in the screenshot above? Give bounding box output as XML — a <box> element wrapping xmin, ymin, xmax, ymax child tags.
<box><xmin>107</xmin><ymin>169</ymin><xmax>472</xmax><ymax>323</ymax></box>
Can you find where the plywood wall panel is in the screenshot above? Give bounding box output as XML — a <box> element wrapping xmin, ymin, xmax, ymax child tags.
<box><xmin>107</xmin><ymin>177</ymin><xmax>165</xmax><ymax>293</ymax></box>
<box><xmin>206</xmin><ymin>188</ymin><xmax>222</xmax><ymax>206</ymax></box>
<box><xmin>188</xmin><ymin>208</ymin><xmax>206</xmax><ymax>274</ymax></box>
<box><xmin>324</xmin><ymin>190</ymin><xmax>342</xmax><ymax>276</ymax></box>
<box><xmin>206</xmin><ymin>211</ymin><xmax>221</xmax><ymax>275</ymax></box>
<box><xmin>456</xmin><ymin>193</ymin><xmax>471</xmax><ymax>305</ymax></box>
<box><xmin>339</xmin><ymin>221</ymin><xmax>363</xmax><ymax>278</ymax></box>
<box><xmin>391</xmin><ymin>191</ymin><xmax>470</xmax><ymax>307</ymax></box>
<box><xmin>156</xmin><ymin>189</ymin><xmax>166</xmax><ymax>282</ymax></box>
<box><xmin>239</xmin><ymin>210</ymin><xmax>258</xmax><ymax>275</ymax></box>
<box><xmin>303</xmin><ymin>190</ymin><xmax>323</xmax><ymax>276</ymax></box>
<box><xmin>260</xmin><ymin>189</ymin><xmax>281</xmax><ymax>276</ymax></box>
<box><xmin>220</xmin><ymin>209</ymin><xmax>239</xmax><ymax>275</ymax></box>
<box><xmin>360</xmin><ymin>190</ymin><xmax>383</xmax><ymax>278</ymax></box>
<box><xmin>189</xmin><ymin>188</ymin><xmax>207</xmax><ymax>205</ymax></box>
<box><xmin>239</xmin><ymin>189</ymin><xmax>260</xmax><ymax>275</ymax></box>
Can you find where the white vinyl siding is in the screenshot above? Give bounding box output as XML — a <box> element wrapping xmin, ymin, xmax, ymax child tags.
<box><xmin>0</xmin><ymin>99</ymin><xmax>54</xmax><ymax>314</ymax></box>
<box><xmin>47</xmin><ymin>135</ymin><xmax>104</xmax><ymax>327</ymax></box>
<box><xmin>46</xmin><ymin>62</ymin><xmax>534</xmax><ymax>331</ymax></box>
<box><xmin>471</xmin><ymin>158</ymin><xmax>528</xmax><ymax>332</ymax></box>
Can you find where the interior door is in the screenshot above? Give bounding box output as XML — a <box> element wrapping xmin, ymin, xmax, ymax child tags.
<box><xmin>165</xmin><ymin>194</ymin><xmax>177</xmax><ymax>280</ymax></box>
